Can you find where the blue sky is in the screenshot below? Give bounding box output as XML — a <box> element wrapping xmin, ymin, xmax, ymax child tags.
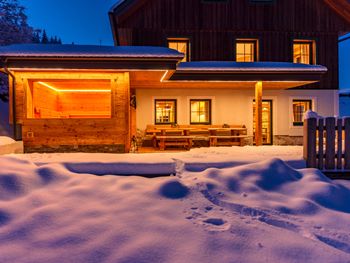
<box><xmin>339</xmin><ymin>35</ymin><xmax>350</xmax><ymax>90</ymax></box>
<box><xmin>19</xmin><ymin>0</ymin><xmax>116</xmax><ymax>46</ymax></box>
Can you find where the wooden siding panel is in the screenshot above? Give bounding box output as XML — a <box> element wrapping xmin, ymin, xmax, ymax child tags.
<box><xmin>113</xmin><ymin>0</ymin><xmax>350</xmax><ymax>90</ymax></box>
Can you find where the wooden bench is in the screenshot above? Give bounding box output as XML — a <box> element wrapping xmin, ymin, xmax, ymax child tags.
<box><xmin>156</xmin><ymin>135</ymin><xmax>195</xmax><ymax>151</ymax></box>
<box><xmin>144</xmin><ymin>124</ymin><xmax>248</xmax><ymax>150</ymax></box>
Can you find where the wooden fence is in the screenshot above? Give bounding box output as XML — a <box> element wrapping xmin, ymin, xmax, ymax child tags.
<box><xmin>303</xmin><ymin>117</ymin><xmax>350</xmax><ymax>177</ymax></box>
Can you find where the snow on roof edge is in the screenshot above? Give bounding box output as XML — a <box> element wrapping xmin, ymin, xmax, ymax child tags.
<box><xmin>177</xmin><ymin>62</ymin><xmax>328</xmax><ymax>72</ymax></box>
<box><xmin>339</xmin><ymin>88</ymin><xmax>350</xmax><ymax>95</ymax></box>
<box><xmin>0</xmin><ymin>44</ymin><xmax>184</xmax><ymax>59</ymax></box>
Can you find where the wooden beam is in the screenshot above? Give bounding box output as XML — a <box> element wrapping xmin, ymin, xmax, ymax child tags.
<box><xmin>255</xmin><ymin>81</ymin><xmax>263</xmax><ymax>146</ymax></box>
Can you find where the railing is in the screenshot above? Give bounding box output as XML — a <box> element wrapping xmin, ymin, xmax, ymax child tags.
<box><xmin>303</xmin><ymin>117</ymin><xmax>350</xmax><ymax>175</ymax></box>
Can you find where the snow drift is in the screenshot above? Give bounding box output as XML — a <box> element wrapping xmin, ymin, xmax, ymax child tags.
<box><xmin>0</xmin><ymin>156</ymin><xmax>350</xmax><ymax>262</ymax></box>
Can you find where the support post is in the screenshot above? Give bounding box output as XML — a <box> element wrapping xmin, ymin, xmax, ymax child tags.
<box><xmin>255</xmin><ymin>81</ymin><xmax>263</xmax><ymax>146</ymax></box>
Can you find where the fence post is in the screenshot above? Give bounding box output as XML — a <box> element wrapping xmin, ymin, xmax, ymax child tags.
<box><xmin>304</xmin><ymin>118</ymin><xmax>317</xmax><ymax>168</ymax></box>
<box><xmin>337</xmin><ymin>118</ymin><xmax>343</xmax><ymax>170</ymax></box>
<box><xmin>325</xmin><ymin>117</ymin><xmax>336</xmax><ymax>170</ymax></box>
<box><xmin>345</xmin><ymin>117</ymin><xmax>350</xmax><ymax>170</ymax></box>
<box><xmin>318</xmin><ymin>118</ymin><xmax>324</xmax><ymax>170</ymax></box>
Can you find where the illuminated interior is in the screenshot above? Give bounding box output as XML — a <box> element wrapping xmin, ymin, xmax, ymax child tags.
<box><xmin>293</xmin><ymin>100</ymin><xmax>312</xmax><ymax>125</ymax></box>
<box><xmin>190</xmin><ymin>100</ymin><xmax>211</xmax><ymax>124</ymax></box>
<box><xmin>253</xmin><ymin>100</ymin><xmax>272</xmax><ymax>144</ymax></box>
<box><xmin>155</xmin><ymin>99</ymin><xmax>176</xmax><ymax>124</ymax></box>
<box><xmin>236</xmin><ymin>40</ymin><xmax>257</xmax><ymax>62</ymax></box>
<box><xmin>168</xmin><ymin>39</ymin><xmax>189</xmax><ymax>62</ymax></box>
<box><xmin>293</xmin><ymin>41</ymin><xmax>313</xmax><ymax>64</ymax></box>
<box><xmin>27</xmin><ymin>79</ymin><xmax>112</xmax><ymax>119</ymax></box>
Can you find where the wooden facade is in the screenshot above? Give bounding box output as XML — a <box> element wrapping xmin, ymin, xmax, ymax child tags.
<box><xmin>10</xmin><ymin>71</ymin><xmax>131</xmax><ymax>153</ymax></box>
<box><xmin>110</xmin><ymin>0</ymin><xmax>350</xmax><ymax>90</ymax></box>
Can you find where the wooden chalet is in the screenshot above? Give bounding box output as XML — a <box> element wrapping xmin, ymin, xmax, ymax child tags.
<box><xmin>0</xmin><ymin>0</ymin><xmax>350</xmax><ymax>153</ymax></box>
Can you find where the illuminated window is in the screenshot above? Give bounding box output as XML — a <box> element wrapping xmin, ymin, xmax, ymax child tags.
<box><xmin>293</xmin><ymin>40</ymin><xmax>315</xmax><ymax>64</ymax></box>
<box><xmin>293</xmin><ymin>100</ymin><xmax>312</xmax><ymax>126</ymax></box>
<box><xmin>236</xmin><ymin>39</ymin><xmax>258</xmax><ymax>62</ymax></box>
<box><xmin>155</xmin><ymin>99</ymin><xmax>177</xmax><ymax>124</ymax></box>
<box><xmin>190</xmin><ymin>99</ymin><xmax>211</xmax><ymax>124</ymax></box>
<box><xmin>27</xmin><ymin>80</ymin><xmax>111</xmax><ymax>119</ymax></box>
<box><xmin>167</xmin><ymin>38</ymin><xmax>190</xmax><ymax>62</ymax></box>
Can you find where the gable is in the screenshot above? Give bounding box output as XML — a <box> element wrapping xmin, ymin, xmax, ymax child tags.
<box><xmin>110</xmin><ymin>0</ymin><xmax>350</xmax><ymax>27</ymax></box>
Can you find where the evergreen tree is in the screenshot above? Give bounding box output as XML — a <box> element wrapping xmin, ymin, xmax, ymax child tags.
<box><xmin>41</xmin><ymin>29</ymin><xmax>48</xmax><ymax>44</ymax></box>
<box><xmin>31</xmin><ymin>30</ymin><xmax>41</xmax><ymax>43</ymax></box>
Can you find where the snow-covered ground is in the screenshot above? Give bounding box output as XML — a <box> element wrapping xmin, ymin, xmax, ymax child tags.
<box><xmin>1</xmin><ymin>147</ymin><xmax>350</xmax><ymax>262</ymax></box>
<box><xmin>0</xmin><ymin>136</ymin><xmax>22</xmax><ymax>155</ymax></box>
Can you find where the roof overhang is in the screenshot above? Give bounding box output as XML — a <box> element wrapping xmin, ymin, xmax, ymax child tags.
<box><xmin>168</xmin><ymin>62</ymin><xmax>327</xmax><ymax>84</ymax></box>
<box><xmin>0</xmin><ymin>44</ymin><xmax>184</xmax><ymax>71</ymax></box>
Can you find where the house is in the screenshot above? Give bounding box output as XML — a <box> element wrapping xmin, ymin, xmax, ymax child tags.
<box><xmin>0</xmin><ymin>0</ymin><xmax>349</xmax><ymax>153</ymax></box>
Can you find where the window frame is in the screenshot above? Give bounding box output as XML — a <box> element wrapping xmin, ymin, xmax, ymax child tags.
<box><xmin>292</xmin><ymin>99</ymin><xmax>313</xmax><ymax>126</ymax></box>
<box><xmin>154</xmin><ymin>99</ymin><xmax>177</xmax><ymax>125</ymax></box>
<box><xmin>235</xmin><ymin>39</ymin><xmax>259</xmax><ymax>62</ymax></box>
<box><xmin>167</xmin><ymin>38</ymin><xmax>191</xmax><ymax>62</ymax></box>
<box><xmin>189</xmin><ymin>99</ymin><xmax>212</xmax><ymax>125</ymax></box>
<box><xmin>293</xmin><ymin>39</ymin><xmax>316</xmax><ymax>65</ymax></box>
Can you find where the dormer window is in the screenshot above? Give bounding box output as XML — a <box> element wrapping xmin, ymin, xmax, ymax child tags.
<box><xmin>167</xmin><ymin>38</ymin><xmax>190</xmax><ymax>62</ymax></box>
<box><xmin>235</xmin><ymin>39</ymin><xmax>258</xmax><ymax>62</ymax></box>
<box><xmin>293</xmin><ymin>40</ymin><xmax>316</xmax><ymax>65</ymax></box>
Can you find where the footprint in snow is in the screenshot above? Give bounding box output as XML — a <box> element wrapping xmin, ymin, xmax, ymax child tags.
<box><xmin>202</xmin><ymin>217</ymin><xmax>231</xmax><ymax>231</ymax></box>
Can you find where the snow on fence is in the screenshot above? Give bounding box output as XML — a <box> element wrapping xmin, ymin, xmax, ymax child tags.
<box><xmin>303</xmin><ymin>117</ymin><xmax>350</xmax><ymax>175</ymax></box>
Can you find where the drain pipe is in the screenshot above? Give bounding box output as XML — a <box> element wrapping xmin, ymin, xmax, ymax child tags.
<box><xmin>1</xmin><ymin>60</ymin><xmax>18</xmax><ymax>140</ymax></box>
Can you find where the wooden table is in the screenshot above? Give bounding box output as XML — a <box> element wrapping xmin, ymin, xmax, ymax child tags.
<box><xmin>157</xmin><ymin>128</ymin><xmax>195</xmax><ymax>150</ymax></box>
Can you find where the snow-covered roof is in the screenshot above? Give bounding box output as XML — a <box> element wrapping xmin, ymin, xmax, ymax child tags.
<box><xmin>0</xmin><ymin>44</ymin><xmax>184</xmax><ymax>59</ymax></box>
<box><xmin>109</xmin><ymin>0</ymin><xmax>126</xmax><ymax>12</ymax></box>
<box><xmin>177</xmin><ymin>62</ymin><xmax>328</xmax><ymax>73</ymax></box>
<box><xmin>339</xmin><ymin>88</ymin><xmax>350</xmax><ymax>95</ymax></box>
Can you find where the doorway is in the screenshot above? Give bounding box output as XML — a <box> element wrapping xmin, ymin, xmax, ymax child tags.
<box><xmin>253</xmin><ymin>100</ymin><xmax>273</xmax><ymax>145</ymax></box>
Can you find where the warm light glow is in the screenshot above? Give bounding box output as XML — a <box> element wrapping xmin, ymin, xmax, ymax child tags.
<box><xmin>160</xmin><ymin>70</ymin><xmax>169</xmax><ymax>82</ymax></box>
<box><xmin>37</xmin><ymin>82</ymin><xmax>110</xmax><ymax>93</ymax></box>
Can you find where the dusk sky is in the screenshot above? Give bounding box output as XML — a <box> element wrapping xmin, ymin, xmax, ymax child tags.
<box><xmin>19</xmin><ymin>0</ymin><xmax>116</xmax><ymax>46</ymax></box>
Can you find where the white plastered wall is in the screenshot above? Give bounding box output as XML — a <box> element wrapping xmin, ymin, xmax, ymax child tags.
<box><xmin>136</xmin><ymin>88</ymin><xmax>338</xmax><ymax>137</ymax></box>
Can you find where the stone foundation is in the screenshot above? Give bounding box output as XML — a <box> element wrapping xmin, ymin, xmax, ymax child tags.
<box><xmin>273</xmin><ymin>135</ymin><xmax>303</xmax><ymax>146</ymax></box>
<box><xmin>24</xmin><ymin>144</ymin><xmax>125</xmax><ymax>153</ymax></box>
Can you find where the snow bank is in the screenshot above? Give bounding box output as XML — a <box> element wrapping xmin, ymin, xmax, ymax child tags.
<box><xmin>0</xmin><ymin>136</ymin><xmax>22</xmax><ymax>155</ymax></box>
<box><xmin>304</xmin><ymin>110</ymin><xmax>323</xmax><ymax>120</ymax></box>
<box><xmin>12</xmin><ymin>146</ymin><xmax>305</xmax><ymax>175</ymax></box>
<box><xmin>1</xmin><ymin>156</ymin><xmax>350</xmax><ymax>262</ymax></box>
<box><xmin>0</xmin><ymin>136</ymin><xmax>15</xmax><ymax>146</ymax></box>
